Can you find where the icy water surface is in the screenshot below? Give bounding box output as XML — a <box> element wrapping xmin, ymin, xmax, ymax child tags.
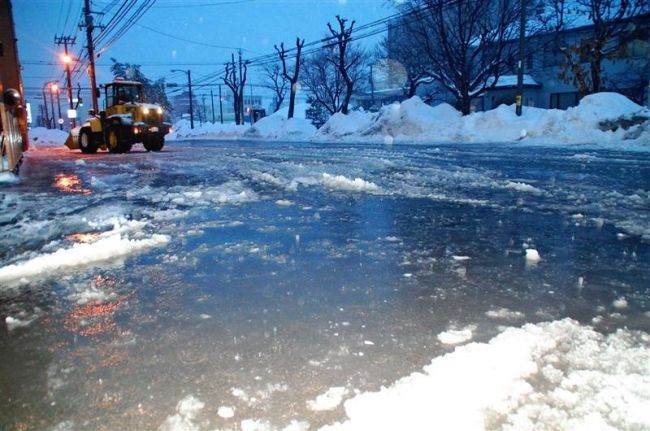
<box><xmin>0</xmin><ymin>141</ymin><xmax>649</xmax><ymax>430</ymax></box>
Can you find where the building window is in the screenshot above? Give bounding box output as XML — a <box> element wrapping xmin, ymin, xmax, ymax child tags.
<box><xmin>550</xmin><ymin>92</ymin><xmax>579</xmax><ymax>110</ymax></box>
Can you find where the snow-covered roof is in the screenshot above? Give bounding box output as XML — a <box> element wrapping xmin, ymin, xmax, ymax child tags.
<box><xmin>489</xmin><ymin>75</ymin><xmax>542</xmax><ymax>89</ymax></box>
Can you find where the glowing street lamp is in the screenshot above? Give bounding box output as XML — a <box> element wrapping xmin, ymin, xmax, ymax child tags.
<box><xmin>60</xmin><ymin>52</ymin><xmax>77</xmax><ymax>128</ymax></box>
<box><xmin>49</xmin><ymin>82</ymin><xmax>63</xmax><ymax>130</ymax></box>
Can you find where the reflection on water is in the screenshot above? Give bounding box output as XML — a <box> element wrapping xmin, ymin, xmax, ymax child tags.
<box><xmin>0</xmin><ymin>142</ymin><xmax>648</xmax><ymax>430</ymax></box>
<box><xmin>53</xmin><ymin>173</ymin><xmax>92</xmax><ymax>195</ymax></box>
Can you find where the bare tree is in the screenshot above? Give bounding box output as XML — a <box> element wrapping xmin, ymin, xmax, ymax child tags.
<box><xmin>302</xmin><ymin>48</ymin><xmax>345</xmax><ymax>115</ymax></box>
<box><xmin>403</xmin><ymin>0</ymin><xmax>522</xmax><ymax>114</ymax></box>
<box><xmin>275</xmin><ymin>38</ymin><xmax>306</xmax><ymax>118</ymax></box>
<box><xmin>262</xmin><ymin>62</ymin><xmax>288</xmax><ymax>113</ymax></box>
<box><xmin>327</xmin><ymin>16</ymin><xmax>366</xmax><ymax>114</ymax></box>
<box><xmin>544</xmin><ymin>0</ymin><xmax>647</xmax><ymax>95</ymax></box>
<box><xmin>223</xmin><ymin>53</ymin><xmax>248</xmax><ymax>125</ymax></box>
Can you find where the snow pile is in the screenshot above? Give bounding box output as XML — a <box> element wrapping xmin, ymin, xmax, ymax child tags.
<box><xmin>321</xmin><ymin>319</ymin><xmax>650</xmax><ymax>431</ymax></box>
<box><xmin>158</xmin><ymin>395</ymin><xmax>204</xmax><ymax>431</ymax></box>
<box><xmin>314</xmin><ymin>92</ymin><xmax>649</xmax><ymax>147</ymax></box>
<box><xmin>246</xmin><ymin>115</ymin><xmax>316</xmax><ymax>140</ymax></box>
<box><xmin>566</xmin><ymin>92</ymin><xmax>645</xmax><ymax>127</ymax></box>
<box><xmin>27</xmin><ymin>127</ymin><xmax>69</xmax><ymax>149</ymax></box>
<box><xmin>272</xmin><ymin>102</ymin><xmax>310</xmax><ymax>119</ymax></box>
<box><xmin>317</xmin><ymin>111</ymin><xmax>374</xmax><ymax>139</ymax></box>
<box><xmin>362</xmin><ymin>98</ymin><xmax>463</xmax><ymax>139</ymax></box>
<box><xmin>0</xmin><ymin>218</ymin><xmax>169</xmax><ymax>284</ymax></box>
<box><xmin>168</xmin><ymin>119</ymin><xmax>249</xmax><ymax>140</ymax></box>
<box><xmin>170</xmin><ymin>107</ymin><xmax>315</xmax><ymax>142</ymax></box>
<box><xmin>170</xmin><ymin>92</ymin><xmax>647</xmax><ymax>148</ymax></box>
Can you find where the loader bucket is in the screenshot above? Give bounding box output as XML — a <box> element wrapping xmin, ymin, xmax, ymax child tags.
<box><xmin>65</xmin><ymin>127</ymin><xmax>80</xmax><ymax>150</ymax></box>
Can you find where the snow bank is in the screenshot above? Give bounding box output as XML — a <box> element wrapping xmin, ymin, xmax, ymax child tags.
<box><xmin>27</xmin><ymin>127</ymin><xmax>69</xmax><ymax>149</ymax></box>
<box><xmin>172</xmin><ymin>92</ymin><xmax>648</xmax><ymax>148</ymax></box>
<box><xmin>321</xmin><ymin>319</ymin><xmax>650</xmax><ymax>431</ymax></box>
<box><xmin>169</xmin><ymin>107</ymin><xmax>315</xmax><ymax>142</ymax></box>
<box><xmin>168</xmin><ymin>119</ymin><xmax>248</xmax><ymax>141</ymax></box>
<box><xmin>246</xmin><ymin>115</ymin><xmax>316</xmax><ymax>140</ymax></box>
<box><xmin>0</xmin><ymin>218</ymin><xmax>169</xmax><ymax>284</ymax></box>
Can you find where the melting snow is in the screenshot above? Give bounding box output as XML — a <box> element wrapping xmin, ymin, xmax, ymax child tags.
<box><xmin>158</xmin><ymin>395</ymin><xmax>204</xmax><ymax>431</ymax></box>
<box><xmin>307</xmin><ymin>387</ymin><xmax>350</xmax><ymax>411</ymax></box>
<box><xmin>0</xmin><ymin>218</ymin><xmax>169</xmax><ymax>284</ymax></box>
<box><xmin>320</xmin><ymin>319</ymin><xmax>650</xmax><ymax>431</ymax></box>
<box><xmin>321</xmin><ymin>173</ymin><xmax>380</xmax><ymax>193</ymax></box>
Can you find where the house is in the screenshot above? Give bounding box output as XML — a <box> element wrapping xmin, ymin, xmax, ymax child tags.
<box><xmin>379</xmin><ymin>11</ymin><xmax>649</xmax><ymax>111</ymax></box>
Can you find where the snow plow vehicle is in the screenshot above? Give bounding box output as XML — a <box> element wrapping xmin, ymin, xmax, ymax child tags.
<box><xmin>65</xmin><ymin>80</ymin><xmax>171</xmax><ymax>153</ymax></box>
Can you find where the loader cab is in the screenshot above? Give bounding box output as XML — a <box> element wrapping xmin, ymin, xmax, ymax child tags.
<box><xmin>105</xmin><ymin>81</ymin><xmax>143</xmax><ymax>114</ymax></box>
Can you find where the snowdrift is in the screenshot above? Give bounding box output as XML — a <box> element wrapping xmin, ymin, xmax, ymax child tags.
<box><xmin>316</xmin><ymin>92</ymin><xmax>649</xmax><ymax>147</ymax></box>
<box><xmin>32</xmin><ymin>92</ymin><xmax>648</xmax><ymax>149</ymax></box>
<box><xmin>168</xmin><ymin>92</ymin><xmax>648</xmax><ymax>149</ymax></box>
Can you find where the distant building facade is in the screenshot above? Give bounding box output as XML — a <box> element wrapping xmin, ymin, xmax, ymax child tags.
<box><xmin>371</xmin><ymin>12</ymin><xmax>649</xmax><ymax>111</ymax></box>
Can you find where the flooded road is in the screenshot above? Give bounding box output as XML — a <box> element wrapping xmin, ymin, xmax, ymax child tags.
<box><xmin>1</xmin><ymin>140</ymin><xmax>649</xmax><ymax>430</ymax></box>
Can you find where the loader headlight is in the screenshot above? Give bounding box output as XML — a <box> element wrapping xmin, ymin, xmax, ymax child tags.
<box><xmin>142</xmin><ymin>107</ymin><xmax>150</xmax><ymax>115</ymax></box>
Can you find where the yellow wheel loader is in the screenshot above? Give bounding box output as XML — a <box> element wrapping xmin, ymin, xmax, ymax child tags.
<box><xmin>65</xmin><ymin>80</ymin><xmax>171</xmax><ymax>154</ymax></box>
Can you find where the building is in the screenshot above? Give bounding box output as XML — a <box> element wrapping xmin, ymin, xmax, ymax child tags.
<box><xmin>378</xmin><ymin>11</ymin><xmax>649</xmax><ymax>112</ymax></box>
<box><xmin>1</xmin><ymin>0</ymin><xmax>27</xmax><ymax>173</ymax></box>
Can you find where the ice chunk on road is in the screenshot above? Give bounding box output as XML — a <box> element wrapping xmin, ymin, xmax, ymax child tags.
<box><xmin>525</xmin><ymin>248</ymin><xmax>541</xmax><ymax>263</ymax></box>
<box><xmin>158</xmin><ymin>395</ymin><xmax>204</xmax><ymax>431</ymax></box>
<box><xmin>437</xmin><ymin>325</ymin><xmax>475</xmax><ymax>345</ymax></box>
<box><xmin>504</xmin><ymin>181</ymin><xmax>543</xmax><ymax>194</ymax></box>
<box><xmin>321</xmin><ymin>173</ymin><xmax>380</xmax><ymax>193</ymax></box>
<box><xmin>217</xmin><ymin>406</ymin><xmax>235</xmax><ymax>419</ymax></box>
<box><xmin>307</xmin><ymin>387</ymin><xmax>349</xmax><ymax>411</ymax></box>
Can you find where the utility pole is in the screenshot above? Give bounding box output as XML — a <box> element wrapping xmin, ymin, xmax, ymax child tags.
<box><xmin>55</xmin><ymin>86</ymin><xmax>63</xmax><ymax>130</ymax></box>
<box><xmin>42</xmin><ymin>85</ymin><xmax>50</xmax><ymax>129</ymax></box>
<box><xmin>55</xmin><ymin>35</ymin><xmax>76</xmax><ymax>128</ymax></box>
<box><xmin>249</xmin><ymin>81</ymin><xmax>254</xmax><ymax>125</ymax></box>
<box><xmin>238</xmin><ymin>50</ymin><xmax>244</xmax><ymax>125</ymax></box>
<box><xmin>515</xmin><ymin>0</ymin><xmax>527</xmax><ymax>117</ymax></box>
<box><xmin>82</xmin><ymin>0</ymin><xmax>100</xmax><ymax>113</ymax></box>
<box><xmin>171</xmin><ymin>69</ymin><xmax>194</xmax><ymax>128</ymax></box>
<box><xmin>210</xmin><ymin>88</ymin><xmax>215</xmax><ymax>123</ymax></box>
<box><xmin>201</xmin><ymin>94</ymin><xmax>206</xmax><ymax>125</ymax></box>
<box><xmin>48</xmin><ymin>83</ymin><xmax>56</xmax><ymax>130</ymax></box>
<box><xmin>370</xmin><ymin>64</ymin><xmax>375</xmax><ymax>108</ymax></box>
<box><xmin>218</xmin><ymin>84</ymin><xmax>223</xmax><ymax>124</ymax></box>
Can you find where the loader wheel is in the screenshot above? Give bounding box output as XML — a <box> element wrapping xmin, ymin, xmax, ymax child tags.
<box><xmin>79</xmin><ymin>130</ymin><xmax>98</xmax><ymax>154</ymax></box>
<box><xmin>107</xmin><ymin>128</ymin><xmax>132</xmax><ymax>153</ymax></box>
<box><xmin>143</xmin><ymin>136</ymin><xmax>164</xmax><ymax>152</ymax></box>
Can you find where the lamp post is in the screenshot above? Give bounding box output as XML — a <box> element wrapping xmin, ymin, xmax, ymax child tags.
<box><xmin>61</xmin><ymin>52</ymin><xmax>76</xmax><ymax>128</ymax></box>
<box><xmin>50</xmin><ymin>82</ymin><xmax>63</xmax><ymax>130</ymax></box>
<box><xmin>42</xmin><ymin>82</ymin><xmax>51</xmax><ymax>128</ymax></box>
<box><xmin>171</xmin><ymin>69</ymin><xmax>193</xmax><ymax>129</ymax></box>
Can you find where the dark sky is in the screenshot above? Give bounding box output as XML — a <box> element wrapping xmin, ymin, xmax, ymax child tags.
<box><xmin>13</xmin><ymin>0</ymin><xmax>393</xmax><ymax>105</ymax></box>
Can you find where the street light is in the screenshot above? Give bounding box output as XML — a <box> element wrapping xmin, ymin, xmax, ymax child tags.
<box><xmin>49</xmin><ymin>82</ymin><xmax>63</xmax><ymax>130</ymax></box>
<box><xmin>171</xmin><ymin>69</ymin><xmax>194</xmax><ymax>129</ymax></box>
<box><xmin>42</xmin><ymin>82</ymin><xmax>52</xmax><ymax>128</ymax></box>
<box><xmin>61</xmin><ymin>52</ymin><xmax>77</xmax><ymax>128</ymax></box>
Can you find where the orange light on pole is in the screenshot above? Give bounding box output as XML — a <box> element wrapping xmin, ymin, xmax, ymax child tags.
<box><xmin>49</xmin><ymin>82</ymin><xmax>63</xmax><ymax>130</ymax></box>
<box><xmin>61</xmin><ymin>53</ymin><xmax>73</xmax><ymax>64</ymax></box>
